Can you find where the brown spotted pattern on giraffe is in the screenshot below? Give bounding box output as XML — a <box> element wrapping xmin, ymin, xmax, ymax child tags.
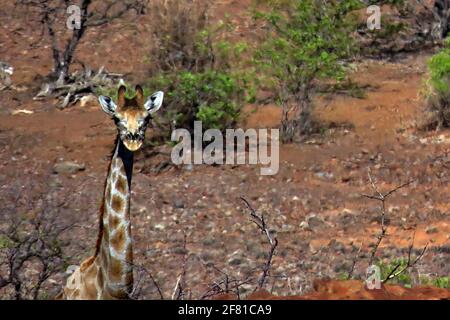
<box><xmin>109</xmin><ymin>214</ymin><xmax>121</xmax><ymax>230</ymax></box>
<box><xmin>84</xmin><ymin>266</ymin><xmax>98</xmax><ymax>298</ymax></box>
<box><xmin>108</xmin><ymin>257</ymin><xmax>123</xmax><ymax>283</ymax></box>
<box><xmin>111</xmin><ymin>227</ymin><xmax>126</xmax><ymax>252</ymax></box>
<box><xmin>111</xmin><ymin>195</ymin><xmax>124</xmax><ymax>212</ymax></box>
<box><xmin>80</xmin><ymin>256</ymin><xmax>95</xmax><ymax>272</ymax></box>
<box><xmin>116</xmin><ymin>176</ymin><xmax>127</xmax><ymax>194</ymax></box>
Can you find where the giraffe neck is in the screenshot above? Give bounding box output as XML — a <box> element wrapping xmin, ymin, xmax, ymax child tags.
<box><xmin>96</xmin><ymin>137</ymin><xmax>134</xmax><ymax>298</ymax></box>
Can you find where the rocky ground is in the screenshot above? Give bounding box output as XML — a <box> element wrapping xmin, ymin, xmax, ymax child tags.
<box><xmin>0</xmin><ymin>1</ymin><xmax>449</xmax><ymax>299</ymax></box>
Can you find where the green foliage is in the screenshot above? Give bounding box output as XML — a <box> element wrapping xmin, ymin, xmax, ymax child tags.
<box><xmin>253</xmin><ymin>0</ymin><xmax>359</xmax><ymax>140</ymax></box>
<box><xmin>148</xmin><ymin>69</ymin><xmax>248</xmax><ymax>132</ymax></box>
<box><xmin>420</xmin><ymin>275</ymin><xmax>450</xmax><ymax>289</ymax></box>
<box><xmin>422</xmin><ymin>38</ymin><xmax>450</xmax><ymax>129</ymax></box>
<box><xmin>0</xmin><ymin>235</ymin><xmax>13</xmax><ymax>249</ymax></box>
<box><xmin>428</xmin><ymin>38</ymin><xmax>450</xmax><ymax>96</ymax></box>
<box><xmin>254</xmin><ymin>0</ymin><xmax>359</xmax><ymax>95</ymax></box>
<box><xmin>377</xmin><ymin>258</ymin><xmax>413</xmax><ymax>287</ymax></box>
<box><xmin>431</xmin><ymin>276</ymin><xmax>450</xmax><ymax>289</ymax></box>
<box><xmin>146</xmin><ymin>18</ymin><xmax>255</xmax><ymax>133</ymax></box>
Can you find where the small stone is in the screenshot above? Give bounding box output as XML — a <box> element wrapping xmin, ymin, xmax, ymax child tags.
<box><xmin>314</xmin><ymin>171</ymin><xmax>334</xmax><ymax>182</ymax></box>
<box><xmin>154</xmin><ymin>223</ymin><xmax>165</xmax><ymax>231</ymax></box>
<box><xmin>306</xmin><ymin>214</ymin><xmax>325</xmax><ymax>229</ymax></box>
<box><xmin>53</xmin><ymin>161</ymin><xmax>85</xmax><ymax>174</ymax></box>
<box><xmin>202</xmin><ymin>237</ymin><xmax>217</xmax><ymax>246</ymax></box>
<box><xmin>173</xmin><ymin>199</ymin><xmax>184</xmax><ymax>209</ymax></box>
<box><xmin>49</xmin><ymin>176</ymin><xmax>63</xmax><ymax>188</ymax></box>
<box><xmin>299</xmin><ymin>221</ymin><xmax>310</xmax><ymax>230</ymax></box>
<box><xmin>228</xmin><ymin>257</ymin><xmax>243</xmax><ymax>266</ymax></box>
<box><xmin>171</xmin><ymin>246</ymin><xmax>188</xmax><ymax>255</ymax></box>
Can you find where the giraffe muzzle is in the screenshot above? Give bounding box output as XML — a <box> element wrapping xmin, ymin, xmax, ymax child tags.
<box><xmin>123</xmin><ymin>139</ymin><xmax>143</xmax><ymax>152</ymax></box>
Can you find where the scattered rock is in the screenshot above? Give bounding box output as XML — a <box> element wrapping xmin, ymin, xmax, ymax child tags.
<box><xmin>173</xmin><ymin>199</ymin><xmax>184</xmax><ymax>209</ymax></box>
<box><xmin>306</xmin><ymin>214</ymin><xmax>326</xmax><ymax>229</ymax></box>
<box><xmin>11</xmin><ymin>109</ymin><xmax>34</xmax><ymax>115</ymax></box>
<box><xmin>202</xmin><ymin>237</ymin><xmax>217</xmax><ymax>246</ymax></box>
<box><xmin>53</xmin><ymin>161</ymin><xmax>85</xmax><ymax>174</ymax></box>
<box><xmin>228</xmin><ymin>257</ymin><xmax>243</xmax><ymax>265</ymax></box>
<box><xmin>314</xmin><ymin>171</ymin><xmax>334</xmax><ymax>182</ymax></box>
<box><xmin>171</xmin><ymin>246</ymin><xmax>188</xmax><ymax>255</ymax></box>
<box><xmin>329</xmin><ymin>239</ymin><xmax>346</xmax><ymax>253</ymax></box>
<box><xmin>154</xmin><ymin>223</ymin><xmax>165</xmax><ymax>231</ymax></box>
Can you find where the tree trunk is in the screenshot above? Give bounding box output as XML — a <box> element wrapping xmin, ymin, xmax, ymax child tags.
<box><xmin>49</xmin><ymin>0</ymin><xmax>90</xmax><ymax>84</ymax></box>
<box><xmin>280</xmin><ymin>92</ymin><xmax>313</xmax><ymax>143</ymax></box>
<box><xmin>433</xmin><ymin>0</ymin><xmax>450</xmax><ymax>40</ymax></box>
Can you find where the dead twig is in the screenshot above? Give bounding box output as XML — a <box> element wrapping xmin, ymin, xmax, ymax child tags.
<box><xmin>172</xmin><ymin>233</ymin><xmax>189</xmax><ymax>300</ymax></box>
<box><xmin>240</xmin><ymin>197</ymin><xmax>278</xmax><ymax>291</ymax></box>
<box><xmin>382</xmin><ymin>231</ymin><xmax>428</xmax><ymax>284</ymax></box>
<box><xmin>361</xmin><ymin>169</ymin><xmax>415</xmax><ymax>267</ymax></box>
<box><xmin>128</xmin><ymin>262</ymin><xmax>164</xmax><ymax>300</ymax></box>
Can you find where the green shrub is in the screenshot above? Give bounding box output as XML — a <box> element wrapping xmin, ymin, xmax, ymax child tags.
<box><xmin>143</xmin><ymin>0</ymin><xmax>256</xmax><ymax>136</ymax></box>
<box><xmin>422</xmin><ymin>38</ymin><xmax>450</xmax><ymax>129</ymax></box>
<box><xmin>253</xmin><ymin>0</ymin><xmax>360</xmax><ymax>142</ymax></box>
<box><xmin>147</xmin><ymin>69</ymin><xmax>248</xmax><ymax>133</ymax></box>
<box><xmin>432</xmin><ymin>276</ymin><xmax>450</xmax><ymax>289</ymax></box>
<box><xmin>420</xmin><ymin>275</ymin><xmax>450</xmax><ymax>289</ymax></box>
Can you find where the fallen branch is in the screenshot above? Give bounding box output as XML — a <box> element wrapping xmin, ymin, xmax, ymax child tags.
<box><xmin>33</xmin><ymin>66</ymin><xmax>124</xmax><ymax>109</ymax></box>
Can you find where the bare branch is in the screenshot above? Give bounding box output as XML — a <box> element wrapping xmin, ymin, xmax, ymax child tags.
<box><xmin>382</xmin><ymin>231</ymin><xmax>429</xmax><ymax>284</ymax></box>
<box><xmin>361</xmin><ymin>169</ymin><xmax>415</xmax><ymax>267</ymax></box>
<box><xmin>240</xmin><ymin>197</ymin><xmax>278</xmax><ymax>290</ymax></box>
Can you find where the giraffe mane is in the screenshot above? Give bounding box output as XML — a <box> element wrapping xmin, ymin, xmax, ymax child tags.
<box><xmin>93</xmin><ymin>136</ymin><xmax>120</xmax><ymax>258</ymax></box>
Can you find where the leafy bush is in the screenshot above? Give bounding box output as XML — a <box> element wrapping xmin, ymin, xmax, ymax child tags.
<box><xmin>253</xmin><ymin>0</ymin><xmax>360</xmax><ymax>142</ymax></box>
<box><xmin>145</xmin><ymin>0</ymin><xmax>254</xmax><ymax>135</ymax></box>
<box><xmin>148</xmin><ymin>68</ymin><xmax>250</xmax><ymax>133</ymax></box>
<box><xmin>419</xmin><ymin>275</ymin><xmax>450</xmax><ymax>289</ymax></box>
<box><xmin>431</xmin><ymin>276</ymin><xmax>450</xmax><ymax>289</ymax></box>
<box><xmin>422</xmin><ymin>38</ymin><xmax>450</xmax><ymax>129</ymax></box>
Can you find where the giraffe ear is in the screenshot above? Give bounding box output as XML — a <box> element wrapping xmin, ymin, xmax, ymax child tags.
<box><xmin>135</xmin><ymin>85</ymin><xmax>144</xmax><ymax>106</ymax></box>
<box><xmin>98</xmin><ymin>95</ymin><xmax>117</xmax><ymax>116</ymax></box>
<box><xmin>117</xmin><ymin>85</ymin><xmax>126</xmax><ymax>108</ymax></box>
<box><xmin>144</xmin><ymin>91</ymin><xmax>164</xmax><ymax>114</ymax></box>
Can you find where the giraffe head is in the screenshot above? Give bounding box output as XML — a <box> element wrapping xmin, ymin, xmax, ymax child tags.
<box><xmin>98</xmin><ymin>85</ymin><xmax>164</xmax><ymax>151</ymax></box>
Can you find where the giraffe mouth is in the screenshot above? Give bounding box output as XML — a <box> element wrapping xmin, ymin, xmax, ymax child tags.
<box><xmin>123</xmin><ymin>139</ymin><xmax>143</xmax><ymax>151</ymax></box>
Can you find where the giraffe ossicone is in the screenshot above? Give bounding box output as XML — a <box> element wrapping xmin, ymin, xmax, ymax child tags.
<box><xmin>61</xmin><ymin>85</ymin><xmax>164</xmax><ymax>300</ymax></box>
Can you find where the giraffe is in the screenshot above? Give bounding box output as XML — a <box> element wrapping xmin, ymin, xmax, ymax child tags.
<box><xmin>61</xmin><ymin>85</ymin><xmax>164</xmax><ymax>299</ymax></box>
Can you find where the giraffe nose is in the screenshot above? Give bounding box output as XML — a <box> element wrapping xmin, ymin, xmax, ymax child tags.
<box><xmin>126</xmin><ymin>132</ymin><xmax>140</xmax><ymax>141</ymax></box>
